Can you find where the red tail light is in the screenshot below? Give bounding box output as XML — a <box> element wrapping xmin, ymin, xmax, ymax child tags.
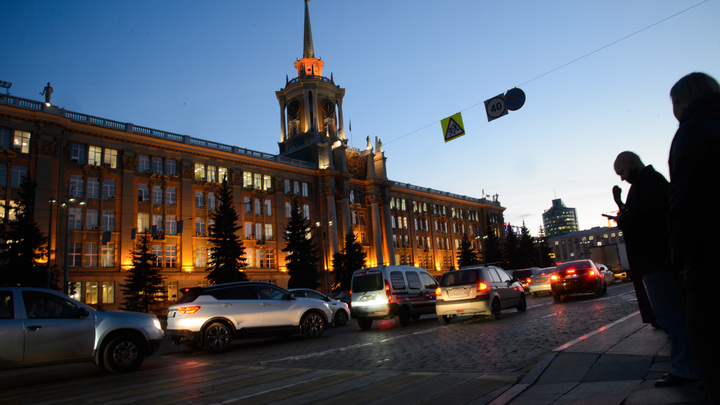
<box><xmin>566</xmin><ymin>269</ymin><xmax>576</xmax><ymax>274</ymax></box>
<box><xmin>588</xmin><ymin>270</ymin><xmax>597</xmax><ymax>277</ymax></box>
<box><xmin>178</xmin><ymin>306</ymin><xmax>200</xmax><ymax>314</ymax></box>
<box><xmin>436</xmin><ymin>287</ymin><xmax>442</xmax><ymax>296</ymax></box>
<box><xmin>550</xmin><ymin>273</ymin><xmax>560</xmax><ymax>281</ymax></box>
<box><xmin>385</xmin><ymin>280</ymin><xmax>392</xmax><ymax>303</ymax></box>
<box><xmin>477</xmin><ymin>282</ymin><xmax>489</xmax><ymax>292</ymax></box>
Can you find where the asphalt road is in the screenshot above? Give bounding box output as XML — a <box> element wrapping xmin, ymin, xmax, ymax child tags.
<box><xmin>1</xmin><ymin>282</ymin><xmax>640</xmax><ymax>404</ymax></box>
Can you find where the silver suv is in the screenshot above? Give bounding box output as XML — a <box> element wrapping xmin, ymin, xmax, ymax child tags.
<box><xmin>0</xmin><ymin>287</ymin><xmax>164</xmax><ymax>373</ymax></box>
<box><xmin>166</xmin><ymin>282</ymin><xmax>332</xmax><ymax>353</ymax></box>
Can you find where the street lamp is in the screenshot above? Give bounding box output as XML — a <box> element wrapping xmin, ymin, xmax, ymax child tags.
<box><xmin>46</xmin><ymin>196</ymin><xmax>57</xmax><ymax>289</ymax></box>
<box><xmin>61</xmin><ymin>189</ymin><xmax>85</xmax><ymax>296</ymax></box>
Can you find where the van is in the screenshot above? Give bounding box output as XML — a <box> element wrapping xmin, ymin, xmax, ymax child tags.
<box><xmin>350</xmin><ymin>265</ymin><xmax>438</xmax><ymax>330</ymax></box>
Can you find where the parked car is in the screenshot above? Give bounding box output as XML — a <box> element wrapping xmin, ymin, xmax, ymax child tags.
<box><xmin>332</xmin><ymin>291</ymin><xmax>351</xmax><ymax>308</ymax></box>
<box><xmin>435</xmin><ymin>265</ymin><xmax>526</xmax><ymax>323</ymax></box>
<box><xmin>550</xmin><ymin>259</ymin><xmax>607</xmax><ymax>302</ymax></box>
<box><xmin>351</xmin><ymin>265</ymin><xmax>438</xmax><ymax>330</ymax></box>
<box><xmin>0</xmin><ymin>287</ymin><xmax>164</xmax><ymax>373</ymax></box>
<box><xmin>289</xmin><ymin>288</ymin><xmax>350</xmax><ymax>327</ymax></box>
<box><xmin>596</xmin><ymin>263</ymin><xmax>615</xmax><ymax>285</ymax></box>
<box><xmin>166</xmin><ymin>282</ymin><xmax>332</xmax><ymax>353</ymax></box>
<box><xmin>511</xmin><ymin>268</ymin><xmax>539</xmax><ymax>292</ymax></box>
<box><xmin>527</xmin><ymin>266</ymin><xmax>556</xmax><ymax>297</ymax></box>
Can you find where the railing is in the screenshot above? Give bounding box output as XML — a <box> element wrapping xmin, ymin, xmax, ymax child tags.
<box><xmin>393</xmin><ymin>182</ymin><xmax>502</xmax><ymax>207</ymax></box>
<box><xmin>0</xmin><ymin>93</ymin><xmax>315</xmax><ymax>169</ymax></box>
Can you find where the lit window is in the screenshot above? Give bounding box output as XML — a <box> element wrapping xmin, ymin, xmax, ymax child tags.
<box><xmin>88</xmin><ymin>146</ymin><xmax>102</xmax><ymax>166</ymax></box>
<box><xmin>13</xmin><ymin>130</ymin><xmax>30</xmax><ymax>153</ymax></box>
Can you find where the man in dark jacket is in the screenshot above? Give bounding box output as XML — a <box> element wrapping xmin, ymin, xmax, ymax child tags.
<box><xmin>613</xmin><ymin>152</ymin><xmax>698</xmax><ymax>388</ymax></box>
<box><xmin>668</xmin><ymin>72</ymin><xmax>720</xmax><ymax>402</ymax></box>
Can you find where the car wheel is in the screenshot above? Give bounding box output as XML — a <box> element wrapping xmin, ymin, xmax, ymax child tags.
<box><xmin>516</xmin><ymin>294</ymin><xmax>527</xmax><ymax>312</ymax></box>
<box><xmin>395</xmin><ymin>307</ymin><xmax>411</xmax><ymax>327</ymax></box>
<box><xmin>300</xmin><ymin>312</ymin><xmax>326</xmax><ymax>338</ymax></box>
<box><xmin>531</xmin><ymin>292</ymin><xmax>538</xmax><ymax>297</ymax></box>
<box><xmin>204</xmin><ymin>322</ymin><xmax>232</xmax><ymax>353</ymax></box>
<box><xmin>334</xmin><ymin>309</ymin><xmax>349</xmax><ymax>327</ymax></box>
<box><xmin>103</xmin><ymin>333</ymin><xmax>145</xmax><ymax>373</ymax></box>
<box><xmin>552</xmin><ymin>292</ymin><xmax>562</xmax><ymax>302</ymax></box>
<box><xmin>439</xmin><ymin>315</ymin><xmax>452</xmax><ymax>324</ymax></box>
<box><xmin>357</xmin><ymin>317</ymin><xmax>372</xmax><ymax>330</ymax></box>
<box><xmin>490</xmin><ymin>298</ymin><xmax>501</xmax><ymax>320</ymax></box>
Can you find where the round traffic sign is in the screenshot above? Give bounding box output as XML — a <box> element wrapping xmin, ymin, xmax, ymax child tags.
<box><xmin>505</xmin><ymin>88</ymin><xmax>526</xmax><ymax>111</ymax></box>
<box><xmin>485</xmin><ymin>95</ymin><xmax>507</xmax><ymax>120</ymax></box>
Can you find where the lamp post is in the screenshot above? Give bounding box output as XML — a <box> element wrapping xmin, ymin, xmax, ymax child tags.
<box><xmin>61</xmin><ymin>187</ymin><xmax>85</xmax><ymax>296</ymax></box>
<box><xmin>46</xmin><ymin>196</ymin><xmax>56</xmax><ymax>289</ymax></box>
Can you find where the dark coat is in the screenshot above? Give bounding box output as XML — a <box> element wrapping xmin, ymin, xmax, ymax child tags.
<box><xmin>616</xmin><ymin>165</ymin><xmax>672</xmax><ymax>275</ymax></box>
<box><xmin>668</xmin><ymin>93</ymin><xmax>720</xmax><ymax>273</ymax></box>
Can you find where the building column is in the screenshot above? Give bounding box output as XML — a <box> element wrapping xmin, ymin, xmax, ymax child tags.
<box><xmin>367</xmin><ymin>194</ymin><xmax>384</xmax><ymax>266</ymax></box>
<box><xmin>336</xmin><ymin>98</ymin><xmax>345</xmax><ymax>140</ymax></box>
<box><xmin>278</xmin><ymin>99</ymin><xmax>287</xmax><ymax>142</ymax></box>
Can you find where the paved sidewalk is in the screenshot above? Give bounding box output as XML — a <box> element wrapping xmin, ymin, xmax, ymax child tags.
<box><xmin>492</xmin><ymin>311</ymin><xmax>712</xmax><ymax>405</ymax></box>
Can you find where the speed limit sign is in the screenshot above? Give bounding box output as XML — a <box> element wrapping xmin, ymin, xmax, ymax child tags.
<box><xmin>484</xmin><ymin>94</ymin><xmax>508</xmax><ymax>122</ymax></box>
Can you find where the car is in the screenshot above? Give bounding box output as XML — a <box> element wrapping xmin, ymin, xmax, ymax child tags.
<box><xmin>527</xmin><ymin>266</ymin><xmax>556</xmax><ymax>297</ymax></box>
<box><xmin>165</xmin><ymin>282</ymin><xmax>332</xmax><ymax>353</ymax></box>
<box><xmin>351</xmin><ymin>265</ymin><xmax>438</xmax><ymax>330</ymax></box>
<box><xmin>332</xmin><ymin>291</ymin><xmax>351</xmax><ymax>308</ymax></box>
<box><xmin>596</xmin><ymin>263</ymin><xmax>615</xmax><ymax>285</ymax></box>
<box><xmin>0</xmin><ymin>286</ymin><xmax>164</xmax><ymax>373</ymax></box>
<box><xmin>550</xmin><ymin>259</ymin><xmax>607</xmax><ymax>302</ymax></box>
<box><xmin>511</xmin><ymin>268</ymin><xmax>540</xmax><ymax>292</ymax></box>
<box><xmin>289</xmin><ymin>288</ymin><xmax>350</xmax><ymax>327</ymax></box>
<box><xmin>435</xmin><ymin>265</ymin><xmax>526</xmax><ymax>323</ymax></box>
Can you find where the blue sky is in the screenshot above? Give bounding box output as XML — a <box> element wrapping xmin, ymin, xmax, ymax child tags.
<box><xmin>4</xmin><ymin>0</ymin><xmax>719</xmax><ymax>235</ymax></box>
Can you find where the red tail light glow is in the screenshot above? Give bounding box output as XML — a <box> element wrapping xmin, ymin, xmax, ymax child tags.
<box><xmin>566</xmin><ymin>269</ymin><xmax>576</xmax><ymax>274</ymax></box>
<box><xmin>550</xmin><ymin>273</ymin><xmax>560</xmax><ymax>281</ymax></box>
<box><xmin>178</xmin><ymin>306</ymin><xmax>200</xmax><ymax>314</ymax></box>
<box><xmin>477</xmin><ymin>282</ymin><xmax>489</xmax><ymax>292</ymax></box>
<box><xmin>436</xmin><ymin>287</ymin><xmax>442</xmax><ymax>296</ymax></box>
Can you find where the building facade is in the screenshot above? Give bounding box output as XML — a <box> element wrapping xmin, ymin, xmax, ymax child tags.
<box><xmin>549</xmin><ymin>227</ymin><xmax>628</xmax><ymax>272</ymax></box>
<box><xmin>542</xmin><ymin>198</ymin><xmax>579</xmax><ymax>238</ymax></box>
<box><xmin>0</xmin><ymin>2</ymin><xmax>504</xmax><ymax>309</ymax></box>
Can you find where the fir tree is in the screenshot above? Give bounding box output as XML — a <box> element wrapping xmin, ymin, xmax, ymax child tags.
<box><xmin>482</xmin><ymin>220</ymin><xmax>503</xmax><ymax>265</ymax></box>
<box><xmin>457</xmin><ymin>233</ymin><xmax>480</xmax><ymax>268</ymax></box>
<box><xmin>332</xmin><ymin>231</ymin><xmax>367</xmax><ymax>292</ymax></box>
<box><xmin>0</xmin><ymin>176</ymin><xmax>48</xmax><ymax>287</ymax></box>
<box><xmin>503</xmin><ymin>224</ymin><xmax>520</xmax><ymax>270</ymax></box>
<box><xmin>206</xmin><ymin>178</ymin><xmax>248</xmax><ymax>285</ymax></box>
<box><xmin>283</xmin><ymin>196</ymin><xmax>320</xmax><ymax>289</ymax></box>
<box><xmin>535</xmin><ymin>227</ymin><xmax>555</xmax><ymax>267</ymax></box>
<box><xmin>516</xmin><ymin>223</ymin><xmax>538</xmax><ymax>268</ymax></box>
<box><xmin>121</xmin><ymin>233</ymin><xmax>165</xmax><ymax>313</ymax></box>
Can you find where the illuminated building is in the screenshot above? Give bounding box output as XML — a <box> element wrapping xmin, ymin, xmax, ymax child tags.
<box><xmin>542</xmin><ymin>198</ymin><xmax>578</xmax><ymax>238</ymax></box>
<box><xmin>0</xmin><ymin>2</ymin><xmax>504</xmax><ymax>309</ymax></box>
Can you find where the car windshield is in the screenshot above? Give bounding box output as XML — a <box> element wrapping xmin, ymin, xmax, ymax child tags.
<box><xmin>352</xmin><ymin>272</ymin><xmax>383</xmax><ymax>293</ymax></box>
<box><xmin>440</xmin><ymin>270</ymin><xmax>479</xmax><ymax>286</ymax></box>
<box><xmin>557</xmin><ymin>261</ymin><xmax>593</xmax><ymax>272</ymax></box>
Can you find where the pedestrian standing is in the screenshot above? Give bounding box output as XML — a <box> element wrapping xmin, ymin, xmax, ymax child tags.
<box><xmin>668</xmin><ymin>72</ymin><xmax>720</xmax><ymax>403</ymax></box>
<box><xmin>613</xmin><ymin>151</ymin><xmax>699</xmax><ymax>388</ymax></box>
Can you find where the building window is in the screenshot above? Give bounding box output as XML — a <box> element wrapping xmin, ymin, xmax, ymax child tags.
<box><xmin>165</xmin><ymin>216</ymin><xmax>177</xmax><ymax>235</ymax></box>
<box><xmin>152</xmin><ymin>214</ymin><xmax>163</xmax><ymax>233</ymax></box>
<box><xmin>152</xmin><ymin>186</ymin><xmax>163</xmax><ymax>204</ymax></box>
<box><xmin>104</xmin><ymin>148</ymin><xmax>118</xmax><ymax>168</ymax></box>
<box><xmin>10</xmin><ymin>166</ymin><xmax>28</xmax><ymax>188</ymax></box>
<box><xmin>71</xmin><ymin>144</ymin><xmax>86</xmax><ymax>164</ymax></box>
<box><xmin>68</xmin><ymin>242</ymin><xmax>81</xmax><ymax>267</ymax></box>
<box><xmin>69</xmin><ymin>175</ymin><xmax>84</xmax><ymax>198</ymax></box>
<box><xmin>138</xmin><ymin>184</ymin><xmax>149</xmax><ymax>202</ymax></box>
<box><xmin>265</xmin><ymin>224</ymin><xmax>273</xmax><ymax>240</ymax></box>
<box><xmin>264</xmin><ymin>200</ymin><xmax>272</xmax><ymax>216</ymax></box>
<box><xmin>218</xmin><ymin>167</ymin><xmax>228</xmax><ymax>182</ymax></box>
<box><xmin>152</xmin><ymin>245</ymin><xmax>163</xmax><ymax>266</ymax></box>
<box><xmin>166</xmin><ymin>187</ymin><xmax>176</xmax><ymax>205</ymax></box>
<box><xmin>87</xmin><ymin>178</ymin><xmax>100</xmax><ymax>199</ymax></box>
<box><xmin>244</xmin><ymin>197</ymin><xmax>252</xmax><ymax>214</ymax></box>
<box><xmin>137</xmin><ymin>213</ymin><xmax>150</xmax><ymax>233</ymax></box>
<box><xmin>165</xmin><ymin>245</ymin><xmax>176</xmax><ymax>268</ymax></box>
<box><xmin>195</xmin><ymin>218</ymin><xmax>205</xmax><ymax>236</ymax></box>
<box><xmin>85</xmin><ymin>282</ymin><xmax>98</xmax><ymax>305</ymax></box>
<box><xmin>195</xmin><ymin>247</ymin><xmax>207</xmax><ymax>268</ymax></box>
<box><xmin>194</xmin><ymin>163</ymin><xmax>206</xmax><ymax>181</ymax></box>
<box><xmin>103</xmin><ymin>180</ymin><xmax>116</xmax><ymax>199</ymax></box>
<box><xmin>101</xmin><ymin>244</ymin><xmax>115</xmax><ymax>268</ymax></box>
<box><xmin>195</xmin><ymin>191</ymin><xmax>205</xmax><ymax>208</ymax></box>
<box><xmin>68</xmin><ymin>208</ymin><xmax>83</xmax><ymax>230</ymax></box>
<box><xmin>84</xmin><ymin>242</ymin><xmax>98</xmax><ymax>267</ymax></box>
<box><xmin>167</xmin><ymin>281</ymin><xmax>178</xmax><ymax>302</ymax></box>
<box><xmin>86</xmin><ymin>209</ymin><xmax>99</xmax><ymax>230</ymax></box>
<box><xmin>244</xmin><ymin>222</ymin><xmax>253</xmax><ymax>239</ymax></box>
<box><xmin>13</xmin><ymin>130</ymin><xmax>31</xmax><ymax>153</ymax></box>
<box><xmin>138</xmin><ymin>155</ymin><xmax>150</xmax><ymax>173</ymax></box>
<box><xmin>102</xmin><ymin>211</ymin><xmax>115</xmax><ymax>232</ymax></box>
<box><xmin>207</xmin><ymin>192</ymin><xmax>216</xmax><ymax>210</ymax></box>
<box><xmin>0</xmin><ymin>163</ymin><xmax>6</xmax><ymax>187</ymax></box>
<box><xmin>152</xmin><ymin>157</ymin><xmax>163</xmax><ymax>175</ymax></box>
<box><xmin>102</xmin><ymin>281</ymin><xmax>115</xmax><ymax>304</ymax></box>
<box><xmin>207</xmin><ymin>165</ymin><xmax>217</xmax><ymax>183</ymax></box>
<box><xmin>88</xmin><ymin>146</ymin><xmax>102</xmax><ymax>166</ymax></box>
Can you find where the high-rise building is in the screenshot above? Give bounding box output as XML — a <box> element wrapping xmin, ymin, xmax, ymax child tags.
<box><xmin>542</xmin><ymin>198</ymin><xmax>578</xmax><ymax>238</ymax></box>
<box><xmin>0</xmin><ymin>2</ymin><xmax>505</xmax><ymax>309</ymax></box>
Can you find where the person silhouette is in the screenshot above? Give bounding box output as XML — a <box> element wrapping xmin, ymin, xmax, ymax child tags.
<box><xmin>41</xmin><ymin>82</ymin><xmax>53</xmax><ymax>104</ymax></box>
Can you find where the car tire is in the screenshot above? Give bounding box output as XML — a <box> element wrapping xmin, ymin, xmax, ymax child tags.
<box><xmin>439</xmin><ymin>315</ymin><xmax>452</xmax><ymax>324</ymax></box>
<box><xmin>395</xmin><ymin>307</ymin><xmax>411</xmax><ymax>327</ymax></box>
<box><xmin>204</xmin><ymin>322</ymin><xmax>232</xmax><ymax>353</ymax></box>
<box><xmin>490</xmin><ymin>298</ymin><xmax>501</xmax><ymax>320</ymax></box>
<box><xmin>516</xmin><ymin>294</ymin><xmax>527</xmax><ymax>312</ymax></box>
<box><xmin>102</xmin><ymin>333</ymin><xmax>145</xmax><ymax>373</ymax></box>
<box><xmin>357</xmin><ymin>317</ymin><xmax>372</xmax><ymax>330</ymax></box>
<box><xmin>300</xmin><ymin>312</ymin><xmax>326</xmax><ymax>338</ymax></box>
<box><xmin>334</xmin><ymin>310</ymin><xmax>349</xmax><ymax>327</ymax></box>
<box><xmin>531</xmin><ymin>292</ymin><xmax>538</xmax><ymax>297</ymax></box>
<box><xmin>552</xmin><ymin>292</ymin><xmax>562</xmax><ymax>302</ymax></box>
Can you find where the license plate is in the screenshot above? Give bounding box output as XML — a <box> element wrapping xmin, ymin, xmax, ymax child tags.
<box><xmin>449</xmin><ymin>289</ymin><xmax>469</xmax><ymax>298</ymax></box>
<box><xmin>361</xmin><ymin>295</ymin><xmax>374</xmax><ymax>301</ymax></box>
<box><xmin>565</xmin><ymin>274</ymin><xmax>578</xmax><ymax>280</ymax></box>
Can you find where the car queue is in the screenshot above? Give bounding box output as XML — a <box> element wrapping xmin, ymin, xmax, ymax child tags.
<box><xmin>1</xmin><ymin>260</ymin><xmax>622</xmax><ymax>373</ymax></box>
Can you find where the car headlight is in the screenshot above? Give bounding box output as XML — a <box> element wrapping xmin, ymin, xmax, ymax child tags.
<box><xmin>153</xmin><ymin>318</ymin><xmax>162</xmax><ymax>330</ymax></box>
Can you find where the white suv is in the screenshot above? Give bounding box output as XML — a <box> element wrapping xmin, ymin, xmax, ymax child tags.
<box><xmin>166</xmin><ymin>282</ymin><xmax>332</xmax><ymax>353</ymax></box>
<box><xmin>0</xmin><ymin>287</ymin><xmax>164</xmax><ymax>373</ymax></box>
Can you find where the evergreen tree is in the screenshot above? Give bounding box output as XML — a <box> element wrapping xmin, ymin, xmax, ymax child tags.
<box><xmin>332</xmin><ymin>231</ymin><xmax>367</xmax><ymax>292</ymax></box>
<box><xmin>206</xmin><ymin>178</ymin><xmax>248</xmax><ymax>285</ymax></box>
<box><xmin>121</xmin><ymin>234</ymin><xmax>165</xmax><ymax>313</ymax></box>
<box><xmin>457</xmin><ymin>233</ymin><xmax>480</xmax><ymax>268</ymax></box>
<box><xmin>283</xmin><ymin>196</ymin><xmax>320</xmax><ymax>289</ymax></box>
<box><xmin>516</xmin><ymin>223</ymin><xmax>538</xmax><ymax>268</ymax></box>
<box><xmin>0</xmin><ymin>176</ymin><xmax>48</xmax><ymax>287</ymax></box>
<box><xmin>482</xmin><ymin>220</ymin><xmax>503</xmax><ymax>265</ymax></box>
<box><xmin>503</xmin><ymin>224</ymin><xmax>520</xmax><ymax>270</ymax></box>
<box><xmin>535</xmin><ymin>227</ymin><xmax>555</xmax><ymax>267</ymax></box>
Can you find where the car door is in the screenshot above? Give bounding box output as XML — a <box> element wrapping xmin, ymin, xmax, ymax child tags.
<box><xmin>495</xmin><ymin>268</ymin><xmax>521</xmax><ymax>308</ymax></box>
<box><xmin>486</xmin><ymin>267</ymin><xmax>509</xmax><ymax>307</ymax></box>
<box><xmin>255</xmin><ymin>285</ymin><xmax>297</xmax><ymax>326</ymax></box>
<box><xmin>21</xmin><ymin>290</ymin><xmax>95</xmax><ymax>362</ymax></box>
<box><xmin>215</xmin><ymin>285</ymin><xmax>263</xmax><ymax>330</ymax></box>
<box><xmin>0</xmin><ymin>289</ymin><xmax>24</xmax><ymax>364</ymax></box>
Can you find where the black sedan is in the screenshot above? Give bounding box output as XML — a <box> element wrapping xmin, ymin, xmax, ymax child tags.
<box><xmin>550</xmin><ymin>259</ymin><xmax>607</xmax><ymax>302</ymax></box>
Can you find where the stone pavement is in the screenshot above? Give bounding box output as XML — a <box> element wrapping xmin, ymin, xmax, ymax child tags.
<box><xmin>492</xmin><ymin>311</ymin><xmax>712</xmax><ymax>405</ymax></box>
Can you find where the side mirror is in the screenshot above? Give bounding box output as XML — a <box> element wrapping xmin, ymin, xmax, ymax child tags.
<box><xmin>78</xmin><ymin>307</ymin><xmax>90</xmax><ymax>318</ymax></box>
<box><xmin>285</xmin><ymin>293</ymin><xmax>295</xmax><ymax>300</ymax></box>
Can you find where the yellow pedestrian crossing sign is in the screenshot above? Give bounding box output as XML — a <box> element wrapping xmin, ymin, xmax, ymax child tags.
<box><xmin>441</xmin><ymin>112</ymin><xmax>465</xmax><ymax>142</ymax></box>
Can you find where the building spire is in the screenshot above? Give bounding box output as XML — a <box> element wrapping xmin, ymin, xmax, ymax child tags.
<box><xmin>303</xmin><ymin>0</ymin><xmax>314</xmax><ymax>59</ymax></box>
